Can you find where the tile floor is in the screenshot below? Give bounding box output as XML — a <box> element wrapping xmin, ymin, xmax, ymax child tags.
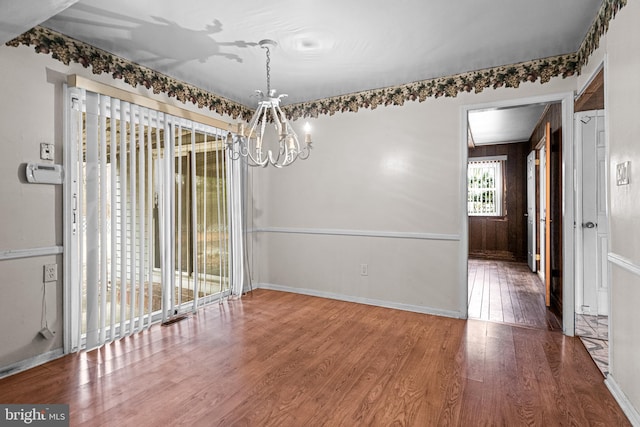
<box><xmin>576</xmin><ymin>314</ymin><xmax>609</xmax><ymax>376</ymax></box>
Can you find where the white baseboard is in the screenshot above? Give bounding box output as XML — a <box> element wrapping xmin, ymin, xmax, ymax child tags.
<box><xmin>0</xmin><ymin>348</ymin><xmax>65</xmax><ymax>380</ymax></box>
<box><xmin>605</xmin><ymin>375</ymin><xmax>640</xmax><ymax>426</ymax></box>
<box><xmin>256</xmin><ymin>282</ymin><xmax>464</xmax><ymax>319</ymax></box>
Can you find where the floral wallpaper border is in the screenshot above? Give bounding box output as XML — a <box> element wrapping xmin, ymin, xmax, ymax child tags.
<box><xmin>286</xmin><ymin>0</ymin><xmax>628</xmax><ymax>119</ymax></box>
<box><xmin>5</xmin><ymin>0</ymin><xmax>627</xmax><ymax>120</ymax></box>
<box><xmin>285</xmin><ymin>54</ymin><xmax>578</xmax><ymax>119</ymax></box>
<box><xmin>575</xmin><ymin>0</ymin><xmax>627</xmax><ymax>70</ymax></box>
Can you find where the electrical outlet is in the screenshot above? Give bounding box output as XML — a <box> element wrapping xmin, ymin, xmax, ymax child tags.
<box><xmin>360</xmin><ymin>263</ymin><xmax>368</xmax><ymax>276</ymax></box>
<box><xmin>44</xmin><ymin>264</ymin><xmax>57</xmax><ymax>282</ymax></box>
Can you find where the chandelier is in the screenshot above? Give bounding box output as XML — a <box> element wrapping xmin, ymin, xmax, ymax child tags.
<box><xmin>227</xmin><ymin>39</ymin><xmax>312</xmax><ymax>168</ymax></box>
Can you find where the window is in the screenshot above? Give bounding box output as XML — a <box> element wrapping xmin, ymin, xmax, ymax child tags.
<box><xmin>467</xmin><ymin>156</ymin><xmax>506</xmax><ymax>216</ymax></box>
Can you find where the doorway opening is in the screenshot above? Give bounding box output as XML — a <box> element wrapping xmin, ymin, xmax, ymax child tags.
<box><xmin>461</xmin><ymin>92</ymin><xmax>576</xmax><ymax>336</ymax></box>
<box><xmin>574</xmin><ymin>67</ymin><xmax>608</xmax><ymax>376</ymax></box>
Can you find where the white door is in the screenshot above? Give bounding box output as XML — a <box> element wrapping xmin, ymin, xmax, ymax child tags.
<box><xmin>577</xmin><ymin>110</ymin><xmax>608</xmax><ymax>315</ymax></box>
<box><xmin>527</xmin><ymin>151</ymin><xmax>537</xmax><ymax>272</ymax></box>
<box><xmin>539</xmin><ymin>144</ymin><xmax>546</xmax><ymax>283</ymax></box>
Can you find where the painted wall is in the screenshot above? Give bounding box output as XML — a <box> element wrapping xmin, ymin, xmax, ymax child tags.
<box><xmin>0</xmin><ymin>44</ymin><xmax>236</xmax><ymax>372</ymax></box>
<box><xmin>600</xmin><ymin>0</ymin><xmax>640</xmax><ymax>420</ymax></box>
<box><xmin>251</xmin><ymin>77</ymin><xmax>576</xmax><ymax>318</ymax></box>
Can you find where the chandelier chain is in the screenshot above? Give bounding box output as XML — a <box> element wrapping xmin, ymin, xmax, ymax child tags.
<box><xmin>264</xmin><ymin>45</ymin><xmax>271</xmax><ymax>94</ymax></box>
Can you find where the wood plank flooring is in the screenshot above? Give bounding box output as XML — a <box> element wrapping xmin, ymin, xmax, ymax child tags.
<box><xmin>468</xmin><ymin>258</ymin><xmax>562</xmax><ymax>331</ymax></box>
<box><xmin>0</xmin><ymin>290</ymin><xmax>629</xmax><ymax>426</ymax></box>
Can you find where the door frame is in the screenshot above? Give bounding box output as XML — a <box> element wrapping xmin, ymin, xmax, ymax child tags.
<box><xmin>536</xmin><ymin>130</ymin><xmax>551</xmax><ymax>307</ymax></box>
<box><xmin>460</xmin><ymin>91</ymin><xmax>576</xmax><ymax>336</ymax></box>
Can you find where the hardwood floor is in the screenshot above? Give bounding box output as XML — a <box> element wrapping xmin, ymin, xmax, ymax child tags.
<box><xmin>468</xmin><ymin>258</ymin><xmax>562</xmax><ymax>331</ymax></box>
<box><xmin>0</xmin><ymin>290</ymin><xmax>629</xmax><ymax>426</ymax></box>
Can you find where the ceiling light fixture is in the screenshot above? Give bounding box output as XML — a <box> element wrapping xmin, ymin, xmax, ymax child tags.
<box><xmin>227</xmin><ymin>39</ymin><xmax>312</xmax><ymax>168</ymax></box>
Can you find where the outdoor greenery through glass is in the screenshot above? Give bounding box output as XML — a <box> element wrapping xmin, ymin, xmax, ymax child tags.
<box><xmin>468</xmin><ymin>160</ymin><xmax>502</xmax><ymax>216</ymax></box>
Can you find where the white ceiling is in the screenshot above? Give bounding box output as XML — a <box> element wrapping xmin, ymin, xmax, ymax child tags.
<box><xmin>31</xmin><ymin>0</ymin><xmax>602</xmax><ymax>107</ymax></box>
<box><xmin>3</xmin><ymin>0</ymin><xmax>603</xmax><ymax>144</ymax></box>
<box><xmin>469</xmin><ymin>104</ymin><xmax>549</xmax><ymax>146</ymax></box>
<box><xmin>0</xmin><ymin>0</ymin><xmax>79</xmax><ymax>45</ymax></box>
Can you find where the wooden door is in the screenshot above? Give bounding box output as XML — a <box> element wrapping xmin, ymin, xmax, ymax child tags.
<box><xmin>527</xmin><ymin>151</ymin><xmax>537</xmax><ymax>272</ymax></box>
<box><xmin>544</xmin><ymin>122</ymin><xmax>552</xmax><ymax>307</ymax></box>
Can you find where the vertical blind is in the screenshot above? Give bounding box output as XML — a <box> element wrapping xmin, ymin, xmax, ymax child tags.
<box><xmin>66</xmin><ymin>88</ymin><xmax>235</xmax><ymax>351</ymax></box>
<box><xmin>467</xmin><ymin>158</ymin><xmax>504</xmax><ymax>216</ymax></box>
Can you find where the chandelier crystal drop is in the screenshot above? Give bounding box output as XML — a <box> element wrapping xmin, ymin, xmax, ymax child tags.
<box><xmin>227</xmin><ymin>39</ymin><xmax>312</xmax><ymax>168</ymax></box>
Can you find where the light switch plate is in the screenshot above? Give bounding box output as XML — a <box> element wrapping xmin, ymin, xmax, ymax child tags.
<box><xmin>40</xmin><ymin>143</ymin><xmax>54</xmax><ymax>161</ymax></box>
<box><xmin>616</xmin><ymin>161</ymin><xmax>630</xmax><ymax>186</ymax></box>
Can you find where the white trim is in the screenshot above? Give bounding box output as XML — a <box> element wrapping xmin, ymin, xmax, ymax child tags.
<box><xmin>254</xmin><ymin>227</ymin><xmax>460</xmax><ymax>241</ymax></box>
<box><xmin>609</xmin><ymin>252</ymin><xmax>640</xmax><ymax>277</ymax></box>
<box><xmin>605</xmin><ymin>375</ymin><xmax>640</xmax><ymax>426</ymax></box>
<box><xmin>256</xmin><ymin>283</ymin><xmax>464</xmax><ymax>319</ymax></box>
<box><xmin>561</xmin><ymin>92</ymin><xmax>576</xmax><ymax>336</ymax></box>
<box><xmin>0</xmin><ymin>349</ymin><xmax>65</xmax><ymax>380</ymax></box>
<box><xmin>468</xmin><ymin>155</ymin><xmax>508</xmax><ymax>162</ymax></box>
<box><xmin>0</xmin><ymin>245</ymin><xmax>63</xmax><ymax>261</ymax></box>
<box><xmin>459</xmin><ymin>106</ymin><xmax>469</xmax><ymax>317</ymax></box>
<box><xmin>68</xmin><ymin>75</ymin><xmax>236</xmax><ymax>133</ymax></box>
<box><xmin>460</xmin><ymin>92</ymin><xmax>576</xmax><ymax>334</ymax></box>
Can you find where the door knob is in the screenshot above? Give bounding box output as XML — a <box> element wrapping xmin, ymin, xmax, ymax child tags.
<box><xmin>582</xmin><ymin>222</ymin><xmax>597</xmax><ymax>228</ymax></box>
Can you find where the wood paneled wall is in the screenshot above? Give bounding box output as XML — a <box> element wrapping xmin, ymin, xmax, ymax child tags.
<box><xmin>468</xmin><ymin>142</ymin><xmax>529</xmax><ymax>261</ymax></box>
<box><xmin>529</xmin><ymin>103</ymin><xmax>562</xmax><ymax>149</ymax></box>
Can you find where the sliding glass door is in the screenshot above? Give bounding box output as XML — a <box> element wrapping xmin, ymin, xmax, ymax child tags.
<box><xmin>65</xmin><ymin>87</ymin><xmax>231</xmax><ymax>352</ymax></box>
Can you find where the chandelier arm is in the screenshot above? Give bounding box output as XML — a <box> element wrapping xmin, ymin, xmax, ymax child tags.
<box><xmin>243</xmin><ymin>131</ymin><xmax>269</xmax><ymax>167</ymax></box>
<box><xmin>271</xmin><ymin>104</ymin><xmax>283</xmax><ymax>137</ymax></box>
<box><xmin>224</xmin><ymin>131</ymin><xmax>240</xmax><ymax>159</ymax></box>
<box><xmin>259</xmin><ymin>104</ymin><xmax>268</xmax><ymax>138</ymax></box>
<box><xmin>245</xmin><ymin>107</ymin><xmax>263</xmax><ymax>139</ymax></box>
<box><xmin>246</xmin><ymin>148</ymin><xmax>269</xmax><ymax>167</ymax></box>
<box><xmin>297</xmin><ymin>145</ymin><xmax>311</xmax><ymax>160</ymax></box>
<box><xmin>276</xmin><ymin>105</ymin><xmax>302</xmax><ymax>157</ymax></box>
<box><xmin>268</xmin><ymin>146</ymin><xmax>285</xmax><ymax>167</ymax></box>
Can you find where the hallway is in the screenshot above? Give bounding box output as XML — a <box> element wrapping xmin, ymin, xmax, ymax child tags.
<box><xmin>468</xmin><ymin>258</ymin><xmax>561</xmax><ymax>331</ymax></box>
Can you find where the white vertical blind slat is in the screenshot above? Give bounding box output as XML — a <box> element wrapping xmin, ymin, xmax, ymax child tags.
<box><xmin>168</xmin><ymin>120</ymin><xmax>175</xmax><ymax>318</ymax></box>
<box><xmin>138</xmin><ymin>107</ymin><xmax>147</xmax><ymax>330</ymax></box>
<box><xmin>119</xmin><ymin>102</ymin><xmax>128</xmax><ymax>335</ymax></box>
<box><xmin>70</xmin><ymin>90</ymin><xmax>85</xmax><ymax>350</ymax></box>
<box><xmin>98</xmin><ymin>94</ymin><xmax>108</xmax><ymax>346</ymax></box>
<box><xmin>109</xmin><ymin>99</ymin><xmax>118</xmax><ymax>341</ymax></box>
<box><xmin>148</xmin><ymin>112</ymin><xmax>157</xmax><ymax>327</ymax></box>
<box><xmin>129</xmin><ymin>105</ymin><xmax>138</xmax><ymax>333</ymax></box>
<box><xmin>85</xmin><ymin>91</ymin><xmax>99</xmax><ymax>349</ymax></box>
<box><xmin>191</xmin><ymin>125</ymin><xmax>199</xmax><ymax>310</ymax></box>
<box><xmin>215</xmin><ymin>133</ymin><xmax>223</xmax><ymax>296</ymax></box>
<box><xmin>177</xmin><ymin>124</ymin><xmax>183</xmax><ymax>309</ymax></box>
<box><xmin>157</xmin><ymin>114</ymin><xmax>168</xmax><ymax>323</ymax></box>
